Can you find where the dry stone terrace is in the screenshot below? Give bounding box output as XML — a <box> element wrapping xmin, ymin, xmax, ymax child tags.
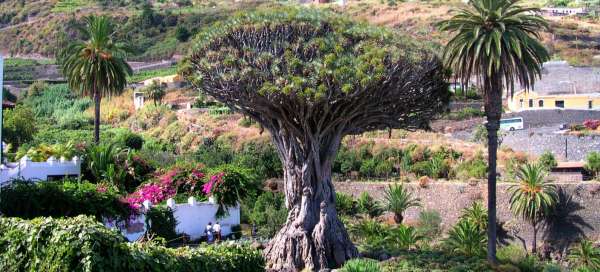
<box><xmin>334</xmin><ymin>181</ymin><xmax>600</xmax><ymax>250</ymax></box>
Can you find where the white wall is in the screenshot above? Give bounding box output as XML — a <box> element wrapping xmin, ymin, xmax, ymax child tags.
<box><xmin>0</xmin><ymin>156</ymin><xmax>82</xmax><ymax>186</ymax></box>
<box><xmin>109</xmin><ymin>197</ymin><xmax>240</xmax><ymax>241</ymax></box>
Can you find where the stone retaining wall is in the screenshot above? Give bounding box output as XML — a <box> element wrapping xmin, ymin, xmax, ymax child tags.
<box><xmin>335</xmin><ymin>181</ymin><xmax>600</xmax><ymax>250</ymax></box>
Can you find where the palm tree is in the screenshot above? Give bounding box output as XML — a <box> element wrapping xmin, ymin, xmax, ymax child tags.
<box><xmin>60</xmin><ymin>15</ymin><xmax>132</xmax><ymax>143</ymax></box>
<box><xmin>144</xmin><ymin>79</ymin><xmax>167</xmax><ymax>106</ymax></box>
<box><xmin>383</xmin><ymin>183</ymin><xmax>420</xmax><ymax>223</ymax></box>
<box><xmin>439</xmin><ymin>0</ymin><xmax>550</xmax><ymax>263</ymax></box>
<box><xmin>508</xmin><ymin>163</ymin><xmax>557</xmax><ymax>254</ymax></box>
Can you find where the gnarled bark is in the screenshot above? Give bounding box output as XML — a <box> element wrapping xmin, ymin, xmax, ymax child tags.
<box><xmin>263</xmin><ymin>131</ymin><xmax>358</xmax><ymax>271</ymax></box>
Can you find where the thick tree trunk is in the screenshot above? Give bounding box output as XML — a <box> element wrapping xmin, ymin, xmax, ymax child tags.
<box><xmin>394</xmin><ymin>213</ymin><xmax>404</xmax><ymax>224</ymax></box>
<box><xmin>484</xmin><ymin>80</ymin><xmax>502</xmax><ymax>265</ymax></box>
<box><xmin>264</xmin><ymin>133</ymin><xmax>358</xmax><ymax>271</ymax></box>
<box><xmin>93</xmin><ymin>90</ymin><xmax>101</xmax><ymax>144</ymax></box>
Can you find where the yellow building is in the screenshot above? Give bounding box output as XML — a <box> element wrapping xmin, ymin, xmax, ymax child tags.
<box><xmin>507</xmin><ymin>61</ymin><xmax>600</xmax><ymax>112</ymax></box>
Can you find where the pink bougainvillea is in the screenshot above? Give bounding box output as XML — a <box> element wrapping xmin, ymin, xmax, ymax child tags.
<box><xmin>125</xmin><ymin>165</ymin><xmax>205</xmax><ymax>211</ymax></box>
<box><xmin>202</xmin><ymin>173</ymin><xmax>224</xmax><ymax>196</ymax></box>
<box><xmin>583</xmin><ymin>119</ymin><xmax>600</xmax><ymax>130</ymax></box>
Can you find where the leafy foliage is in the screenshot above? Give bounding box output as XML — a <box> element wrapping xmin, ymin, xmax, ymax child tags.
<box><xmin>348</xmin><ymin>219</ymin><xmax>421</xmax><ymax>255</ymax></box>
<box><xmin>444</xmin><ymin>219</ymin><xmax>487</xmax><ymax>258</ymax></box>
<box><xmin>0</xmin><ymin>180</ymin><xmax>131</xmax><ymax>221</ymax></box>
<box><xmin>340</xmin><ymin>258</ymin><xmax>382</xmax><ymax>272</ymax></box>
<box><xmin>248</xmin><ymin>192</ymin><xmax>287</xmax><ymax>238</ymax></box>
<box><xmin>336</xmin><ymin>192</ymin><xmax>358</xmax><ymax>217</ymax></box>
<box><xmin>417</xmin><ymin>209</ymin><xmax>442</xmax><ymax>238</ymax></box>
<box><xmin>538</xmin><ymin>151</ymin><xmax>558</xmax><ymax>171</ymax></box>
<box><xmin>204</xmin><ymin>164</ymin><xmax>261</xmax><ymax>217</ymax></box>
<box><xmin>356</xmin><ymin>191</ymin><xmax>383</xmax><ymax>218</ymax></box>
<box><xmin>146</xmin><ymin>206</ymin><xmax>179</xmax><ymax>243</ymax></box>
<box><xmin>585</xmin><ymin>151</ymin><xmax>600</xmax><ymax>179</ymax></box>
<box><xmin>3</xmin><ymin>105</ymin><xmax>38</xmax><ymax>148</ymax></box>
<box><xmin>0</xmin><ymin>216</ymin><xmax>265</xmax><ymax>272</ymax></box>
<box><xmin>568</xmin><ymin>240</ymin><xmax>600</xmax><ymax>271</ymax></box>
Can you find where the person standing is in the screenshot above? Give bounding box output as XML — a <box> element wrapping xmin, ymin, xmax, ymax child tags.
<box><xmin>213</xmin><ymin>221</ymin><xmax>221</xmax><ymax>241</ymax></box>
<box><xmin>205</xmin><ymin>222</ymin><xmax>214</xmax><ymax>244</ymax></box>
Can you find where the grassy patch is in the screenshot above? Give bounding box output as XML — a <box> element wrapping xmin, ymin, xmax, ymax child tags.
<box><xmin>51</xmin><ymin>0</ymin><xmax>96</xmax><ymax>13</ymax></box>
<box><xmin>128</xmin><ymin>66</ymin><xmax>178</xmax><ymax>83</ymax></box>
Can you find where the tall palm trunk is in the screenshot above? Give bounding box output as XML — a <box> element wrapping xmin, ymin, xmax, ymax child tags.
<box><xmin>532</xmin><ymin>222</ymin><xmax>538</xmax><ymax>254</ymax></box>
<box><xmin>93</xmin><ymin>90</ymin><xmax>101</xmax><ymax>144</ymax></box>
<box><xmin>484</xmin><ymin>76</ymin><xmax>503</xmax><ymax>264</ymax></box>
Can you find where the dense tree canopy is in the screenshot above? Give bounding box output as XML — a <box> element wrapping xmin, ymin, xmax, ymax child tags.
<box><xmin>182</xmin><ymin>8</ymin><xmax>449</xmax><ymax>271</ymax></box>
<box><xmin>182</xmin><ymin>8</ymin><xmax>450</xmax><ymax>137</ymax></box>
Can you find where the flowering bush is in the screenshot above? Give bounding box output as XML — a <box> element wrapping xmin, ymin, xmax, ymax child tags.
<box><xmin>583</xmin><ymin>119</ymin><xmax>600</xmax><ymax>130</ymax></box>
<box><xmin>203</xmin><ymin>165</ymin><xmax>261</xmax><ymax>217</ymax></box>
<box><xmin>125</xmin><ymin>165</ymin><xmax>205</xmax><ymax>210</ymax></box>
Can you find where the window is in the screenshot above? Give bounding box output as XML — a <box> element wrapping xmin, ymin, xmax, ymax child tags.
<box><xmin>529</xmin><ymin>99</ymin><xmax>533</xmax><ymax>108</ymax></box>
<box><xmin>538</xmin><ymin>100</ymin><xmax>544</xmax><ymax>107</ymax></box>
<box><xmin>589</xmin><ymin>100</ymin><xmax>593</xmax><ymax>109</ymax></box>
<box><xmin>519</xmin><ymin>99</ymin><xmax>524</xmax><ymax>108</ymax></box>
<box><xmin>555</xmin><ymin>100</ymin><xmax>565</xmax><ymax>108</ymax></box>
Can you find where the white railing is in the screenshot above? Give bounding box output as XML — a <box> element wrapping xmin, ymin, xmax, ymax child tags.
<box><xmin>0</xmin><ymin>156</ymin><xmax>82</xmax><ymax>186</ymax></box>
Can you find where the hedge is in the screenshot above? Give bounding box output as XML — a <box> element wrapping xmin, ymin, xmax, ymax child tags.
<box><xmin>0</xmin><ymin>216</ymin><xmax>265</xmax><ymax>272</ymax></box>
<box><xmin>0</xmin><ymin>180</ymin><xmax>131</xmax><ymax>221</ymax></box>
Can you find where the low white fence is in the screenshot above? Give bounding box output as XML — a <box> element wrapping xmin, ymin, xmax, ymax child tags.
<box><xmin>0</xmin><ymin>156</ymin><xmax>82</xmax><ymax>186</ymax></box>
<box><xmin>106</xmin><ymin>197</ymin><xmax>240</xmax><ymax>242</ymax></box>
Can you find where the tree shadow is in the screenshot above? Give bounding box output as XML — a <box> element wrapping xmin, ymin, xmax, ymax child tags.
<box><xmin>543</xmin><ymin>188</ymin><xmax>593</xmax><ymax>254</ymax></box>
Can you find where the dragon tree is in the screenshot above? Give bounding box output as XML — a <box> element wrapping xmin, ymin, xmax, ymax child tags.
<box><xmin>182</xmin><ymin>8</ymin><xmax>450</xmax><ymax>271</ymax></box>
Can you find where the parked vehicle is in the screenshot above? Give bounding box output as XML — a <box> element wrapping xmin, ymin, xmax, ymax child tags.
<box><xmin>499</xmin><ymin>117</ymin><xmax>524</xmax><ymax>131</ymax></box>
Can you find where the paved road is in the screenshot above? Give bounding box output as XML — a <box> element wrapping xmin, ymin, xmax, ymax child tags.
<box><xmin>453</xmin><ymin>125</ymin><xmax>600</xmax><ymax>161</ymax></box>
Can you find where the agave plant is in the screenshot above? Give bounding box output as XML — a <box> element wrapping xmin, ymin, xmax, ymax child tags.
<box><xmin>568</xmin><ymin>240</ymin><xmax>600</xmax><ymax>270</ymax></box>
<box><xmin>386</xmin><ymin>224</ymin><xmax>422</xmax><ymax>250</ymax></box>
<box><xmin>444</xmin><ymin>219</ymin><xmax>487</xmax><ymax>258</ymax></box>
<box><xmin>384</xmin><ymin>183</ymin><xmax>420</xmax><ymax>223</ymax></box>
<box><xmin>508</xmin><ymin>163</ymin><xmax>558</xmax><ymax>253</ymax></box>
<box><xmin>460</xmin><ymin>201</ymin><xmax>488</xmax><ymax>232</ymax></box>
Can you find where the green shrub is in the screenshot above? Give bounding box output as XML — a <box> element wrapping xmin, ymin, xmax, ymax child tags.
<box><xmin>383</xmin><ymin>249</ymin><xmax>491</xmax><ymax>271</ymax></box>
<box><xmin>444</xmin><ymin>219</ymin><xmax>487</xmax><ymax>258</ymax></box>
<box><xmin>568</xmin><ymin>240</ymin><xmax>600</xmax><ymax>271</ymax></box>
<box><xmin>3</xmin><ymin>105</ymin><xmax>37</xmax><ymax>148</ymax></box>
<box><xmin>340</xmin><ymin>258</ymin><xmax>382</xmax><ymax>272</ymax></box>
<box><xmin>445</xmin><ymin>107</ymin><xmax>485</xmax><ymax>120</ymax></box>
<box><xmin>585</xmin><ymin>152</ymin><xmax>600</xmax><ymax>179</ymax></box>
<box><xmin>0</xmin><ymin>180</ymin><xmax>131</xmax><ymax>221</ymax></box>
<box><xmin>115</xmin><ymin>130</ymin><xmax>145</xmax><ymax>150</ymax></box>
<box><xmin>248</xmin><ymin>192</ymin><xmax>287</xmax><ymax>238</ymax></box>
<box><xmin>146</xmin><ymin>206</ymin><xmax>179</xmax><ymax>243</ymax></box>
<box><xmin>539</xmin><ymin>151</ymin><xmax>558</xmax><ymax>171</ymax></box>
<box><xmin>417</xmin><ymin>209</ymin><xmax>442</xmax><ymax>238</ymax></box>
<box><xmin>233</xmin><ymin>141</ymin><xmax>282</xmax><ymax>180</ymax></box>
<box><xmin>22</xmin><ymin>84</ymin><xmax>91</xmax><ymax>120</ymax></box>
<box><xmin>360</xmin><ymin>158</ymin><xmax>378</xmax><ymax>177</ymax></box>
<box><xmin>356</xmin><ymin>191</ymin><xmax>382</xmax><ymax>218</ymax></box>
<box><xmin>205</xmin><ymin>164</ymin><xmax>262</xmax><ymax>217</ymax></box>
<box><xmin>387</xmin><ymin>224</ymin><xmax>422</xmax><ymax>250</ymax></box>
<box><xmin>453</xmin><ymin>155</ymin><xmax>487</xmax><ymax>180</ymax></box>
<box><xmin>460</xmin><ymin>202</ymin><xmax>488</xmax><ymax>232</ymax></box>
<box><xmin>0</xmin><ymin>216</ymin><xmax>265</xmax><ymax>272</ymax></box>
<box><xmin>194</xmin><ymin>139</ymin><xmax>234</xmax><ymax>167</ymax></box>
<box><xmin>497</xmin><ymin>244</ymin><xmax>528</xmax><ymax>266</ymax></box>
<box><xmin>336</xmin><ymin>192</ymin><xmax>357</xmax><ymax>217</ymax></box>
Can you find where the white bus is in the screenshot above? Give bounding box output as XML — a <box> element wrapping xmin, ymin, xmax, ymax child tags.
<box><xmin>499</xmin><ymin>117</ymin><xmax>524</xmax><ymax>131</ymax></box>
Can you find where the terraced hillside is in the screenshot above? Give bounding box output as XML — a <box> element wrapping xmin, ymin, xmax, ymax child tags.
<box><xmin>2</xmin><ymin>0</ymin><xmax>600</xmax><ymax>65</ymax></box>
